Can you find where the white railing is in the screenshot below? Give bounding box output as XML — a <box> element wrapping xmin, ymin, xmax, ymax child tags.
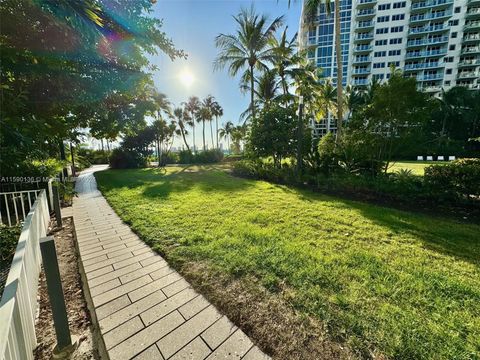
<box><xmin>0</xmin><ymin>190</ymin><xmax>50</xmax><ymax>360</ymax></box>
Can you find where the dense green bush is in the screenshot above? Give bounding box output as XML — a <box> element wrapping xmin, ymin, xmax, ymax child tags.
<box><xmin>425</xmin><ymin>158</ymin><xmax>480</xmax><ymax>199</ymax></box>
<box><xmin>177</xmin><ymin>149</ymin><xmax>223</xmax><ymax>164</ymax></box>
<box><xmin>77</xmin><ymin>147</ymin><xmax>110</xmax><ymax>165</ymax></box>
<box><xmin>109</xmin><ymin>148</ymin><xmax>147</xmax><ymax>169</ymax></box>
<box><xmin>232</xmin><ymin>160</ymin><xmax>296</xmax><ymax>184</ymax></box>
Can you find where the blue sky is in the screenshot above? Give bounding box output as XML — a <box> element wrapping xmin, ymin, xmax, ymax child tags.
<box><xmin>148</xmin><ymin>0</ymin><xmax>302</xmax><ymax>149</ymax></box>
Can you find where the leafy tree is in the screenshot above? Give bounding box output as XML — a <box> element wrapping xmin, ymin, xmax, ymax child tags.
<box><xmin>197</xmin><ymin>105</ymin><xmax>211</xmax><ymax>151</ymax></box>
<box><xmin>172</xmin><ymin>107</ymin><xmax>192</xmax><ymax>152</ymax></box>
<box><xmin>214</xmin><ymin>6</ymin><xmax>283</xmax><ymax>120</ymax></box>
<box><xmin>219</xmin><ymin>121</ymin><xmax>235</xmax><ymax>152</ymax></box>
<box><xmin>183</xmin><ymin>96</ymin><xmax>201</xmax><ymax>152</ymax></box>
<box><xmin>211</xmin><ymin>101</ymin><xmax>224</xmax><ymax>149</ymax></box>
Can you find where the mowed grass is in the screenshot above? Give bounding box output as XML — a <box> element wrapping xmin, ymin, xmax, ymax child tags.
<box><xmin>388</xmin><ymin>161</ymin><xmax>447</xmax><ymax>175</ymax></box>
<box><xmin>95</xmin><ymin>166</ymin><xmax>480</xmax><ymax>359</ymax></box>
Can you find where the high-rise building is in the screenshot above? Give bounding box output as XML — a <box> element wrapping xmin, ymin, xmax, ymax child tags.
<box><xmin>300</xmin><ymin>0</ymin><xmax>480</xmax><ymax>135</ymax></box>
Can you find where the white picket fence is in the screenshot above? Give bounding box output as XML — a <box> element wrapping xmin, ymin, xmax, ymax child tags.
<box><xmin>0</xmin><ymin>190</ymin><xmax>50</xmax><ymax>360</ymax></box>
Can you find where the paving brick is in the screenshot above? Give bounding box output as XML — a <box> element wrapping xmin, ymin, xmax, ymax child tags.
<box><xmin>82</xmin><ymin>244</ymin><xmax>127</xmax><ymax>261</ymax></box>
<box><xmin>107</xmin><ymin>243</ymin><xmax>146</xmax><ymax>259</ymax></box>
<box><xmin>132</xmin><ymin>345</ymin><xmax>164</xmax><ymax>359</ymax></box>
<box><xmin>82</xmin><ymin>254</ymin><xmax>108</xmax><ymax>267</ymax></box>
<box><xmin>93</xmin><ymin>274</ymin><xmax>152</xmax><ymax>307</ymax></box>
<box><xmin>140</xmin><ymin>255</ymin><xmax>159</xmax><ymax>267</ymax></box>
<box><xmin>162</xmin><ymin>279</ymin><xmax>190</xmax><ymax>297</ymax></box>
<box><xmin>150</xmin><ymin>265</ymin><xmax>175</xmax><ymax>280</ymax></box>
<box><xmin>86</xmin><ymin>264</ymin><xmax>114</xmax><ymax>280</ymax></box>
<box><xmin>89</xmin><ymin>262</ymin><xmax>142</xmax><ymax>288</ymax></box>
<box><xmin>179</xmin><ymin>295</ymin><xmax>210</xmax><ymax>320</ymax></box>
<box><xmin>109</xmin><ymin>311</ymin><xmax>184</xmax><ymax>360</ymax></box>
<box><xmin>100</xmin><ymin>289</ymin><xmax>167</xmax><ymax>333</ymax></box>
<box><xmin>95</xmin><ymin>295</ymin><xmax>131</xmax><ymax>320</ymax></box>
<box><xmin>140</xmin><ymin>288</ymin><xmax>197</xmax><ymax>326</ymax></box>
<box><xmin>119</xmin><ymin>261</ymin><xmax>167</xmax><ymax>285</ymax></box>
<box><xmin>90</xmin><ymin>278</ymin><xmax>121</xmax><ymax>297</ymax></box>
<box><xmin>242</xmin><ymin>346</ymin><xmax>271</xmax><ymax>360</ymax></box>
<box><xmin>103</xmin><ymin>316</ymin><xmax>144</xmax><ymax>349</ymax></box>
<box><xmin>169</xmin><ymin>337</ymin><xmax>211</xmax><ymax>360</ymax></box>
<box><xmin>84</xmin><ymin>252</ymin><xmax>132</xmax><ymax>272</ymax></box>
<box><xmin>128</xmin><ymin>272</ymin><xmax>182</xmax><ymax>303</ymax></box>
<box><xmin>157</xmin><ymin>306</ymin><xmax>222</xmax><ymax>359</ymax></box>
<box><xmin>102</xmin><ymin>238</ymin><xmax>140</xmax><ymax>250</ymax></box>
<box><xmin>204</xmin><ymin>330</ymin><xmax>253</xmax><ymax>359</ymax></box>
<box><xmin>112</xmin><ymin>251</ymin><xmax>154</xmax><ymax>270</ymax></box>
<box><xmin>201</xmin><ymin>316</ymin><xmax>238</xmax><ymax>349</ymax></box>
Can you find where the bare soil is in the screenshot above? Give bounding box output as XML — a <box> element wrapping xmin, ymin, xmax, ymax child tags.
<box><xmin>34</xmin><ymin>217</ymin><xmax>98</xmax><ymax>360</ymax></box>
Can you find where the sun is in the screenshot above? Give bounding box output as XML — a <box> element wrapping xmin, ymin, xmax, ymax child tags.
<box><xmin>179</xmin><ymin>69</ymin><xmax>194</xmax><ymax>88</ymax></box>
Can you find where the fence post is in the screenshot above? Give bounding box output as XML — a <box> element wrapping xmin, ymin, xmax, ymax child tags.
<box><xmin>40</xmin><ymin>236</ymin><xmax>72</xmax><ymax>351</ymax></box>
<box><xmin>52</xmin><ymin>184</ymin><xmax>62</xmax><ymax>228</ymax></box>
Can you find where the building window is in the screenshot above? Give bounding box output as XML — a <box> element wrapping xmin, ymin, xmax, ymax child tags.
<box><xmin>448</xmin><ymin>19</ymin><xmax>459</xmax><ymax>26</ymax></box>
<box><xmin>393</xmin><ymin>1</ymin><xmax>406</xmax><ymax>8</ymax></box>
<box><xmin>373</xmin><ymin>62</ymin><xmax>386</xmax><ymax>68</ymax></box>
<box><xmin>373</xmin><ymin>74</ymin><xmax>385</xmax><ymax>81</ymax></box>
<box><xmin>390</xmin><ymin>38</ymin><xmax>402</xmax><ymax>44</ymax></box>
<box><xmin>375</xmin><ymin>39</ymin><xmax>388</xmax><ymax>46</ymax></box>
<box><xmin>378</xmin><ymin>4</ymin><xmax>391</xmax><ymax>10</ymax></box>
<box><xmin>388</xmin><ymin>61</ymin><xmax>400</xmax><ymax>67</ymax></box>
<box><xmin>451</xmin><ymin>32</ymin><xmax>457</xmax><ymax>38</ymax></box>
<box><xmin>392</xmin><ymin>14</ymin><xmax>405</xmax><ymax>21</ymax></box>
<box><xmin>377</xmin><ymin>16</ymin><xmax>390</xmax><ymax>22</ymax></box>
<box><xmin>391</xmin><ymin>26</ymin><xmax>404</xmax><ymax>33</ymax></box>
<box><xmin>445</xmin><ymin>80</ymin><xmax>451</xmax><ymax>86</ymax></box>
<box><xmin>388</xmin><ymin>50</ymin><xmax>401</xmax><ymax>56</ymax></box>
<box><xmin>374</xmin><ymin>51</ymin><xmax>387</xmax><ymax>57</ymax></box>
<box><xmin>449</xmin><ymin>44</ymin><xmax>455</xmax><ymax>51</ymax></box>
<box><xmin>444</xmin><ymin>56</ymin><xmax>454</xmax><ymax>63</ymax></box>
<box><xmin>446</xmin><ymin>69</ymin><xmax>452</xmax><ymax>74</ymax></box>
<box><xmin>454</xmin><ymin>6</ymin><xmax>461</xmax><ymax>13</ymax></box>
<box><xmin>376</xmin><ymin>27</ymin><xmax>389</xmax><ymax>34</ymax></box>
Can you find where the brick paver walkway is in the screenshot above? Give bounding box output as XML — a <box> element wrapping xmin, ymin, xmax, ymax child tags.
<box><xmin>73</xmin><ymin>166</ymin><xmax>269</xmax><ymax>360</ymax></box>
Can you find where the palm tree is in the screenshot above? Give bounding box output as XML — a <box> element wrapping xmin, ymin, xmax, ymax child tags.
<box><xmin>270</xmin><ymin>27</ymin><xmax>297</xmax><ymax>100</ymax></box>
<box><xmin>184</xmin><ymin>96</ymin><xmax>200</xmax><ymax>153</ymax></box>
<box><xmin>219</xmin><ymin>121</ymin><xmax>234</xmax><ymax>153</ymax></box>
<box><xmin>151</xmin><ymin>91</ymin><xmax>172</xmax><ymax>166</ymax></box>
<box><xmin>212</xmin><ymin>102</ymin><xmax>223</xmax><ymax>149</ymax></box>
<box><xmin>302</xmin><ymin>0</ymin><xmax>344</xmax><ymax>142</ymax></box>
<box><xmin>197</xmin><ymin>105</ymin><xmax>211</xmax><ymax>151</ymax></box>
<box><xmin>214</xmin><ymin>6</ymin><xmax>283</xmax><ymax>120</ymax></box>
<box><xmin>203</xmin><ymin>95</ymin><xmax>217</xmax><ymax>149</ymax></box>
<box><xmin>172</xmin><ymin>106</ymin><xmax>192</xmax><ymax>152</ymax></box>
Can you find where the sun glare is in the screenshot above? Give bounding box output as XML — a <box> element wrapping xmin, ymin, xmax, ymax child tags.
<box><xmin>179</xmin><ymin>69</ymin><xmax>194</xmax><ymax>88</ymax></box>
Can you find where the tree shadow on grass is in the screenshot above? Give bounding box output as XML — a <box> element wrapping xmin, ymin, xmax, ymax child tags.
<box><xmin>293</xmin><ymin>185</ymin><xmax>480</xmax><ymax>267</ymax></box>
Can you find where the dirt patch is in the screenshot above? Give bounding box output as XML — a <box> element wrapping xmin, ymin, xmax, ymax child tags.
<box><xmin>34</xmin><ymin>217</ymin><xmax>98</xmax><ymax>360</ymax></box>
<box><xmin>180</xmin><ymin>262</ymin><xmax>355</xmax><ymax>360</ymax></box>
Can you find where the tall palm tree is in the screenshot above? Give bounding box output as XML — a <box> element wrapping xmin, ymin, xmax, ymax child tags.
<box><xmin>151</xmin><ymin>91</ymin><xmax>171</xmax><ymax>167</ymax></box>
<box><xmin>184</xmin><ymin>96</ymin><xmax>200</xmax><ymax>153</ymax></box>
<box><xmin>214</xmin><ymin>6</ymin><xmax>283</xmax><ymax>120</ymax></box>
<box><xmin>173</xmin><ymin>106</ymin><xmax>191</xmax><ymax>152</ymax></box>
<box><xmin>270</xmin><ymin>27</ymin><xmax>297</xmax><ymax>100</ymax></box>
<box><xmin>219</xmin><ymin>121</ymin><xmax>234</xmax><ymax>152</ymax></box>
<box><xmin>197</xmin><ymin>105</ymin><xmax>211</xmax><ymax>151</ymax></box>
<box><xmin>302</xmin><ymin>0</ymin><xmax>344</xmax><ymax>142</ymax></box>
<box><xmin>212</xmin><ymin>102</ymin><xmax>223</xmax><ymax>149</ymax></box>
<box><xmin>203</xmin><ymin>95</ymin><xmax>217</xmax><ymax>149</ymax></box>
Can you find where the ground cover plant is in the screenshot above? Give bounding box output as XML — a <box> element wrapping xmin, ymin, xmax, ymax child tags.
<box><xmin>95</xmin><ymin>166</ymin><xmax>480</xmax><ymax>360</ymax></box>
<box><xmin>387</xmin><ymin>161</ymin><xmax>447</xmax><ymax>176</ymax></box>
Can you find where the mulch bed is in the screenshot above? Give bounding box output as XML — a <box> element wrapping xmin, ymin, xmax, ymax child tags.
<box><xmin>34</xmin><ymin>216</ymin><xmax>98</xmax><ymax>360</ymax></box>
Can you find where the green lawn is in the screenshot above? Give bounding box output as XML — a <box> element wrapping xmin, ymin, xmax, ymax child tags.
<box><xmin>95</xmin><ymin>166</ymin><xmax>480</xmax><ymax>359</ymax></box>
<box><xmin>388</xmin><ymin>161</ymin><xmax>447</xmax><ymax>175</ymax></box>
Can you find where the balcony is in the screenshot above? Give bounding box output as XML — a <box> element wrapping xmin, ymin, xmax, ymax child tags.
<box><xmin>468</xmin><ymin>0</ymin><xmax>480</xmax><ymax>4</ymax></box>
<box><xmin>410</xmin><ymin>0</ymin><xmax>453</xmax><ymax>12</ymax></box>
<box><xmin>406</xmin><ymin>36</ymin><xmax>449</xmax><ymax>47</ymax></box>
<box><xmin>463</xmin><ymin>34</ymin><xmax>480</xmax><ymax>43</ymax></box>
<box><xmin>458</xmin><ymin>82</ymin><xmax>480</xmax><ymax>89</ymax></box>
<box><xmin>417</xmin><ymin>84</ymin><xmax>442</xmax><ymax>92</ymax></box>
<box><xmin>417</xmin><ymin>73</ymin><xmax>444</xmax><ymax>81</ymax></box>
<box><xmin>352</xmin><ymin>68</ymin><xmax>371</xmax><ymax>75</ymax></box>
<box><xmin>355</xmin><ymin>21</ymin><xmax>375</xmax><ymax>31</ymax></box>
<box><xmin>357</xmin><ymin>0</ymin><xmax>377</xmax><ymax>8</ymax></box>
<box><xmin>461</xmin><ymin>46</ymin><xmax>480</xmax><ymax>55</ymax></box>
<box><xmin>353</xmin><ymin>45</ymin><xmax>373</xmax><ymax>53</ymax></box>
<box><xmin>408</xmin><ymin>24</ymin><xmax>450</xmax><ymax>35</ymax></box>
<box><xmin>466</xmin><ymin>8</ymin><xmax>480</xmax><ymax>19</ymax></box>
<box><xmin>464</xmin><ymin>21</ymin><xmax>480</xmax><ymax>32</ymax></box>
<box><xmin>404</xmin><ymin>62</ymin><xmax>443</xmax><ymax>71</ymax></box>
<box><xmin>457</xmin><ymin>71</ymin><xmax>480</xmax><ymax>79</ymax></box>
<box><xmin>458</xmin><ymin>59</ymin><xmax>480</xmax><ymax>67</ymax></box>
<box><xmin>354</xmin><ymin>33</ymin><xmax>374</xmax><ymax>42</ymax></box>
<box><xmin>410</xmin><ymin>10</ymin><xmax>453</xmax><ymax>23</ymax></box>
<box><xmin>405</xmin><ymin>49</ymin><xmax>447</xmax><ymax>58</ymax></box>
<box><xmin>353</xmin><ymin>56</ymin><xmax>372</xmax><ymax>64</ymax></box>
<box><xmin>356</xmin><ymin>9</ymin><xmax>375</xmax><ymax>19</ymax></box>
<box><xmin>352</xmin><ymin>78</ymin><xmax>369</xmax><ymax>86</ymax></box>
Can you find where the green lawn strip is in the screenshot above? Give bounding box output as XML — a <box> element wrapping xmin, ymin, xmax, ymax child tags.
<box><xmin>387</xmin><ymin>161</ymin><xmax>448</xmax><ymax>175</ymax></box>
<box><xmin>95</xmin><ymin>166</ymin><xmax>480</xmax><ymax>359</ymax></box>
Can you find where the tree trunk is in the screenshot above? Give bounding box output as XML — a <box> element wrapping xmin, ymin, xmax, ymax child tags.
<box><xmin>106</xmin><ymin>139</ymin><xmax>111</xmax><ymax>152</ymax></box>
<box><xmin>202</xmin><ymin>120</ymin><xmax>206</xmax><ymax>151</ymax></box>
<box><xmin>192</xmin><ymin>114</ymin><xmax>196</xmax><ymax>153</ymax></box>
<box><xmin>59</xmin><ymin>140</ymin><xmax>68</xmax><ymax>181</ymax></box>
<box><xmin>181</xmin><ymin>127</ymin><xmax>190</xmax><ymax>152</ymax></box>
<box><xmin>69</xmin><ymin>142</ymin><xmax>76</xmax><ymax>177</ymax></box>
<box><xmin>216</xmin><ymin>116</ymin><xmax>219</xmax><ymax>149</ymax></box>
<box><xmin>334</xmin><ymin>0</ymin><xmax>343</xmax><ymax>143</ymax></box>
<box><xmin>250</xmin><ymin>65</ymin><xmax>255</xmax><ymax>120</ymax></box>
<box><xmin>210</xmin><ymin>121</ymin><xmax>214</xmax><ymax>150</ymax></box>
<box><xmin>100</xmin><ymin>138</ymin><xmax>104</xmax><ymax>152</ymax></box>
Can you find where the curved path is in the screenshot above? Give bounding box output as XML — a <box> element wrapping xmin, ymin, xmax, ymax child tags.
<box><xmin>73</xmin><ymin>165</ymin><xmax>268</xmax><ymax>360</ymax></box>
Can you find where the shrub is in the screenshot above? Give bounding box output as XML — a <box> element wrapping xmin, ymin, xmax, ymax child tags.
<box><xmin>177</xmin><ymin>149</ymin><xmax>223</xmax><ymax>164</ymax></box>
<box><xmin>424</xmin><ymin>158</ymin><xmax>480</xmax><ymax>199</ymax></box>
<box><xmin>109</xmin><ymin>148</ymin><xmax>147</xmax><ymax>169</ymax></box>
<box><xmin>232</xmin><ymin>160</ymin><xmax>295</xmax><ymax>184</ymax></box>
